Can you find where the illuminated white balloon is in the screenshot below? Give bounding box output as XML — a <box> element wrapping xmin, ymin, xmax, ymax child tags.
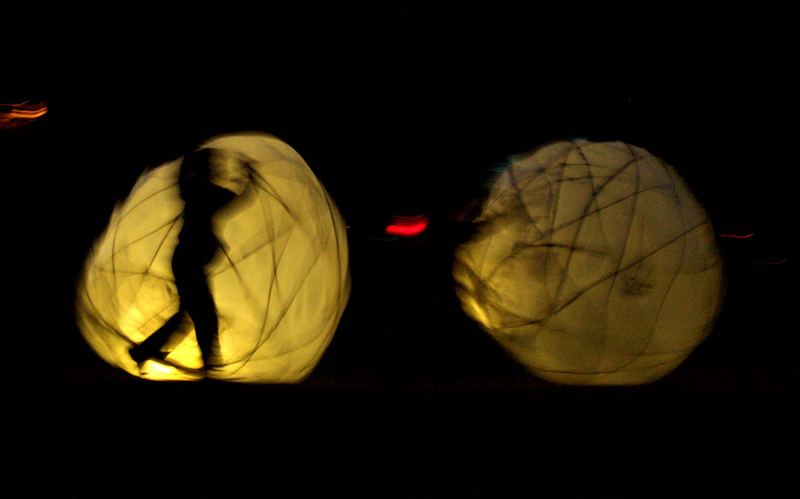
<box><xmin>454</xmin><ymin>140</ymin><xmax>723</xmax><ymax>385</ymax></box>
<box><xmin>77</xmin><ymin>133</ymin><xmax>350</xmax><ymax>382</ymax></box>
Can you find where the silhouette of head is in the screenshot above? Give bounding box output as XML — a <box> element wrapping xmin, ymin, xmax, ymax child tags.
<box><xmin>180</xmin><ymin>147</ymin><xmax>251</xmax><ymax>196</ymax></box>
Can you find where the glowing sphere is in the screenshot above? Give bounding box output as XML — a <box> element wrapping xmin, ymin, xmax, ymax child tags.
<box><xmin>453</xmin><ymin>140</ymin><xmax>723</xmax><ymax>385</ymax></box>
<box><xmin>77</xmin><ymin>133</ymin><xmax>350</xmax><ymax>382</ymax></box>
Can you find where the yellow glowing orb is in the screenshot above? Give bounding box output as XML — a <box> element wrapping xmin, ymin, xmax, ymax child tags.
<box><xmin>453</xmin><ymin>140</ymin><xmax>723</xmax><ymax>385</ymax></box>
<box><xmin>77</xmin><ymin>133</ymin><xmax>350</xmax><ymax>382</ymax></box>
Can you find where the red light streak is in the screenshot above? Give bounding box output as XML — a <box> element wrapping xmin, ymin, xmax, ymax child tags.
<box><xmin>385</xmin><ymin>215</ymin><xmax>429</xmax><ymax>237</ymax></box>
<box><xmin>386</xmin><ymin>222</ymin><xmax>428</xmax><ymax>236</ymax></box>
<box><xmin>720</xmin><ymin>233</ymin><xmax>754</xmax><ymax>239</ymax></box>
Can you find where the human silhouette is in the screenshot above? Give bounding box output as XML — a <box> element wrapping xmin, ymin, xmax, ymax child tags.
<box><xmin>129</xmin><ymin>147</ymin><xmax>249</xmax><ymax>372</ymax></box>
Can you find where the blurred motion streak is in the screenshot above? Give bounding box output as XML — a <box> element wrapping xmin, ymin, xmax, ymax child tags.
<box><xmin>753</xmin><ymin>259</ymin><xmax>788</xmax><ymax>266</ymax></box>
<box><xmin>0</xmin><ymin>100</ymin><xmax>47</xmax><ymax>128</ymax></box>
<box><xmin>720</xmin><ymin>233</ymin><xmax>754</xmax><ymax>239</ymax></box>
<box><xmin>385</xmin><ymin>215</ymin><xmax>429</xmax><ymax>237</ymax></box>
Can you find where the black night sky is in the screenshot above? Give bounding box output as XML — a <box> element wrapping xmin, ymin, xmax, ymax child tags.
<box><xmin>4</xmin><ymin>4</ymin><xmax>796</xmax><ymax>496</ymax></box>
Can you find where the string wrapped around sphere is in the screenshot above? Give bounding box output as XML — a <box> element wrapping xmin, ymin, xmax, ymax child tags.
<box><xmin>76</xmin><ymin>133</ymin><xmax>350</xmax><ymax>382</ymax></box>
<box><xmin>453</xmin><ymin>140</ymin><xmax>723</xmax><ymax>385</ymax></box>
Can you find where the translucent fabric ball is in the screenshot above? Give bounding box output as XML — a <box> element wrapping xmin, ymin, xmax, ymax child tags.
<box><xmin>454</xmin><ymin>140</ymin><xmax>723</xmax><ymax>385</ymax></box>
<box><xmin>76</xmin><ymin>133</ymin><xmax>350</xmax><ymax>382</ymax></box>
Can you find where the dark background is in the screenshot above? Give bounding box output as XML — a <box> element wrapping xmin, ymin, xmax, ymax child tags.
<box><xmin>4</xmin><ymin>3</ymin><xmax>795</xmax><ymax>496</ymax></box>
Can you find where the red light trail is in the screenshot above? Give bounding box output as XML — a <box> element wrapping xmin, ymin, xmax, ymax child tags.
<box><xmin>720</xmin><ymin>233</ymin><xmax>754</xmax><ymax>239</ymax></box>
<box><xmin>385</xmin><ymin>215</ymin><xmax>429</xmax><ymax>237</ymax></box>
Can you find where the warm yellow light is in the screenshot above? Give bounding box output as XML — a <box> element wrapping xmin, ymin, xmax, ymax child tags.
<box><xmin>453</xmin><ymin>140</ymin><xmax>724</xmax><ymax>385</ymax></box>
<box><xmin>76</xmin><ymin>133</ymin><xmax>351</xmax><ymax>382</ymax></box>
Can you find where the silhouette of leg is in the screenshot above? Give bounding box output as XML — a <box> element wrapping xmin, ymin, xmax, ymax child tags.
<box><xmin>129</xmin><ymin>311</ymin><xmax>186</xmax><ymax>365</ymax></box>
<box><xmin>131</xmin><ymin>233</ymin><xmax>223</xmax><ymax>371</ymax></box>
<box><xmin>187</xmin><ymin>292</ymin><xmax>219</xmax><ymax>369</ymax></box>
<box><xmin>177</xmin><ymin>267</ymin><xmax>220</xmax><ymax>370</ymax></box>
